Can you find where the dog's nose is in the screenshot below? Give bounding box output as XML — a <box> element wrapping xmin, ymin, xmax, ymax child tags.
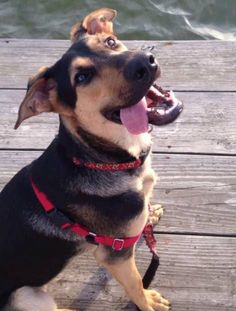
<box><xmin>124</xmin><ymin>52</ymin><xmax>159</xmax><ymax>82</ymax></box>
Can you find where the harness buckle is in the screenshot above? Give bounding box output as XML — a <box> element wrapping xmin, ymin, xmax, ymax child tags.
<box><xmin>86</xmin><ymin>231</ymin><xmax>98</xmax><ymax>245</ymax></box>
<box><xmin>112</xmin><ymin>238</ymin><xmax>125</xmax><ymax>251</ymax></box>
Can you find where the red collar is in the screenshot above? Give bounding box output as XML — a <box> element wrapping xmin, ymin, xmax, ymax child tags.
<box><xmin>72</xmin><ymin>157</ymin><xmax>142</xmax><ymax>171</ymax></box>
<box><xmin>71</xmin><ymin>148</ymin><xmax>150</xmax><ymax>171</ymax></box>
<box><xmin>31</xmin><ymin>180</ymin><xmax>142</xmax><ymax>251</ymax></box>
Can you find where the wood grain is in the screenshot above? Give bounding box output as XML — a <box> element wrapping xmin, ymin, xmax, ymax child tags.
<box><xmin>0</xmin><ymin>39</ymin><xmax>236</xmax><ymax>91</ymax></box>
<box><xmin>1</xmin><ymin>90</ymin><xmax>236</xmax><ymax>154</ymax></box>
<box><xmin>47</xmin><ymin>234</ymin><xmax>236</xmax><ymax>311</ymax></box>
<box><xmin>0</xmin><ymin>150</ymin><xmax>235</xmax><ymax>236</ymax></box>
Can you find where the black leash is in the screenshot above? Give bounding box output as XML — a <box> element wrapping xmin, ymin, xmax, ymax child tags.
<box><xmin>136</xmin><ymin>222</ymin><xmax>160</xmax><ymax>310</ymax></box>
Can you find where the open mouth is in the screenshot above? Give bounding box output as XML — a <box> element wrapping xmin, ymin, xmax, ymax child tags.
<box><xmin>105</xmin><ymin>84</ymin><xmax>183</xmax><ymax>135</ymax></box>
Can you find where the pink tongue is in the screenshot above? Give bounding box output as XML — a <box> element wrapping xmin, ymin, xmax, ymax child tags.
<box><xmin>120</xmin><ymin>97</ymin><xmax>148</xmax><ymax>135</ymax></box>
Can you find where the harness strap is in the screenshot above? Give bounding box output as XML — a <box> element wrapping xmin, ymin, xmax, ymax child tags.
<box><xmin>31</xmin><ymin>180</ymin><xmax>142</xmax><ymax>251</ymax></box>
<box><xmin>31</xmin><ymin>181</ymin><xmax>54</xmax><ymax>212</ymax></box>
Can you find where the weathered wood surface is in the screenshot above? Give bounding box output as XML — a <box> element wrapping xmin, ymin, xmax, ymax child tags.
<box><xmin>0</xmin><ymin>39</ymin><xmax>236</xmax><ymax>311</ymax></box>
<box><xmin>1</xmin><ymin>90</ymin><xmax>236</xmax><ymax>154</ymax></box>
<box><xmin>0</xmin><ymin>39</ymin><xmax>236</xmax><ymax>91</ymax></box>
<box><xmin>47</xmin><ymin>235</ymin><xmax>236</xmax><ymax>310</ymax></box>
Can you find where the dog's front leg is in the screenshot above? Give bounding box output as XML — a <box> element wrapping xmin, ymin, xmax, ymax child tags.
<box><xmin>94</xmin><ymin>246</ymin><xmax>170</xmax><ymax>311</ymax></box>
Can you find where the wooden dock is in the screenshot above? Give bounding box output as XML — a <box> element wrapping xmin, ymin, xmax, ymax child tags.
<box><xmin>0</xmin><ymin>39</ymin><xmax>235</xmax><ymax>311</ymax></box>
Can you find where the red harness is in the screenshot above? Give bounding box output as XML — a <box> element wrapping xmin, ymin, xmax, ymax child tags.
<box><xmin>31</xmin><ymin>153</ymin><xmax>159</xmax><ymax>301</ymax></box>
<box><xmin>31</xmin><ymin>154</ymin><xmax>148</xmax><ymax>251</ymax></box>
<box><xmin>31</xmin><ymin>180</ymin><xmax>142</xmax><ymax>251</ymax></box>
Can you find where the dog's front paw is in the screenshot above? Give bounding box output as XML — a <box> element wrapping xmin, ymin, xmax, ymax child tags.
<box><xmin>148</xmin><ymin>204</ymin><xmax>164</xmax><ymax>226</ymax></box>
<box><xmin>143</xmin><ymin>289</ymin><xmax>171</xmax><ymax>311</ymax></box>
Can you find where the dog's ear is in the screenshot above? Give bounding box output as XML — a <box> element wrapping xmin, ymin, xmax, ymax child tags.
<box><xmin>70</xmin><ymin>8</ymin><xmax>117</xmax><ymax>44</ymax></box>
<box><xmin>14</xmin><ymin>67</ymin><xmax>56</xmax><ymax>129</ymax></box>
<box><xmin>26</xmin><ymin>66</ymin><xmax>48</xmax><ymax>91</ymax></box>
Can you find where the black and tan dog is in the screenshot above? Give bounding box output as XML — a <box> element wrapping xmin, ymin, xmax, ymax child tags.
<box><xmin>0</xmin><ymin>8</ymin><xmax>174</xmax><ymax>311</ymax></box>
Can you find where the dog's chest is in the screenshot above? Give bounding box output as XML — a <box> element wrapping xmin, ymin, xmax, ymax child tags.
<box><xmin>67</xmin><ymin>156</ymin><xmax>156</xmax><ymax>236</ymax></box>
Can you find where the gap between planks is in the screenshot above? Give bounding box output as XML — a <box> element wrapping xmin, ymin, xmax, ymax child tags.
<box><xmin>1</xmin><ymin>87</ymin><xmax>236</xmax><ymax>93</ymax></box>
<box><xmin>0</xmin><ymin>148</ymin><xmax>235</xmax><ymax>158</ymax></box>
<box><xmin>153</xmin><ymin>231</ymin><xmax>236</xmax><ymax>238</ymax></box>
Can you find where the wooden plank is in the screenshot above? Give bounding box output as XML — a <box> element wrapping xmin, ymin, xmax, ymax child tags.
<box><xmin>0</xmin><ymin>90</ymin><xmax>236</xmax><ymax>154</ymax></box>
<box><xmin>0</xmin><ymin>39</ymin><xmax>236</xmax><ymax>91</ymax></box>
<box><xmin>47</xmin><ymin>234</ymin><xmax>236</xmax><ymax>310</ymax></box>
<box><xmin>0</xmin><ymin>151</ymin><xmax>235</xmax><ymax>236</ymax></box>
<box><xmin>153</xmin><ymin>153</ymin><xmax>236</xmax><ymax>235</ymax></box>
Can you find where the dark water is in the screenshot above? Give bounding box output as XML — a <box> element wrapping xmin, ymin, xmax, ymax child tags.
<box><xmin>0</xmin><ymin>0</ymin><xmax>235</xmax><ymax>40</ymax></box>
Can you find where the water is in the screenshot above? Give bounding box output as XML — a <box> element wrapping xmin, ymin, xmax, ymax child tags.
<box><xmin>0</xmin><ymin>0</ymin><xmax>235</xmax><ymax>40</ymax></box>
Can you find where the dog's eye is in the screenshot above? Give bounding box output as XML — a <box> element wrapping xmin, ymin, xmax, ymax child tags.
<box><xmin>74</xmin><ymin>69</ymin><xmax>95</xmax><ymax>85</ymax></box>
<box><xmin>106</xmin><ymin>37</ymin><xmax>117</xmax><ymax>49</ymax></box>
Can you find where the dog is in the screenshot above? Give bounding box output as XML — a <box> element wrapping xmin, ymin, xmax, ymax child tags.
<box><xmin>0</xmin><ymin>8</ymin><xmax>171</xmax><ymax>311</ymax></box>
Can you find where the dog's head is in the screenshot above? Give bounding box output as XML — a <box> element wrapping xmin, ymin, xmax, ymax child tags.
<box><xmin>15</xmin><ymin>8</ymin><xmax>160</xmax><ymax>154</ymax></box>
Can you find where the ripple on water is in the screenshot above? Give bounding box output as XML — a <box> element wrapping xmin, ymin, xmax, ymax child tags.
<box><xmin>0</xmin><ymin>0</ymin><xmax>235</xmax><ymax>40</ymax></box>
